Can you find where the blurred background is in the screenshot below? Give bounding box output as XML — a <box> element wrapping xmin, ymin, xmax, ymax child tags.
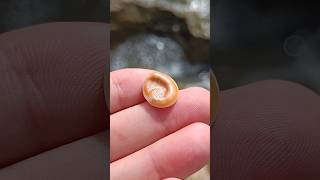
<box><xmin>0</xmin><ymin>0</ymin><xmax>108</xmax><ymax>33</ymax></box>
<box><xmin>110</xmin><ymin>0</ymin><xmax>210</xmax><ymax>179</ymax></box>
<box><xmin>212</xmin><ymin>0</ymin><xmax>320</xmax><ymax>95</ymax></box>
<box><xmin>110</xmin><ymin>0</ymin><xmax>210</xmax><ymax>90</ymax></box>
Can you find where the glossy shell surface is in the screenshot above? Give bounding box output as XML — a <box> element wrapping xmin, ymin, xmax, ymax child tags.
<box><xmin>143</xmin><ymin>72</ymin><xmax>179</xmax><ymax>108</ymax></box>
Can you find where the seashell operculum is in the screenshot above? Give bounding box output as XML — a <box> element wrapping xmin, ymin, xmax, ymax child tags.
<box><xmin>143</xmin><ymin>72</ymin><xmax>179</xmax><ymax>108</ymax></box>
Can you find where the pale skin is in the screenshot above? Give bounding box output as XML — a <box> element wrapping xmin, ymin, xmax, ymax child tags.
<box><xmin>110</xmin><ymin>68</ymin><xmax>210</xmax><ymax>180</ymax></box>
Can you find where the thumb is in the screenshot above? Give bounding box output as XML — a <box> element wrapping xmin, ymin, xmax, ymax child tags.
<box><xmin>0</xmin><ymin>22</ymin><xmax>108</xmax><ymax>167</ymax></box>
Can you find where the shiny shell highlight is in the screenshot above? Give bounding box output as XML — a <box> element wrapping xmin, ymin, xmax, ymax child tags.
<box><xmin>143</xmin><ymin>72</ymin><xmax>179</xmax><ymax>108</ymax></box>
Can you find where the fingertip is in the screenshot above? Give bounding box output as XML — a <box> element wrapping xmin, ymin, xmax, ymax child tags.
<box><xmin>185</xmin><ymin>122</ymin><xmax>211</xmax><ymax>162</ymax></box>
<box><xmin>152</xmin><ymin>123</ymin><xmax>210</xmax><ymax>179</ymax></box>
<box><xmin>110</xmin><ymin>68</ymin><xmax>155</xmax><ymax>113</ymax></box>
<box><xmin>177</xmin><ymin>87</ymin><xmax>210</xmax><ymax>125</ymax></box>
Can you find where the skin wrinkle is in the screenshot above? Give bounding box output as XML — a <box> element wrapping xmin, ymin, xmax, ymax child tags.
<box><xmin>110</xmin><ymin>75</ymin><xmax>126</xmax><ymax>113</ymax></box>
<box><xmin>110</xmin><ymin>68</ymin><xmax>156</xmax><ymax>113</ymax></box>
<box><xmin>110</xmin><ymin>113</ymin><xmax>128</xmax><ymax>139</ymax></box>
<box><xmin>110</xmin><ymin>86</ymin><xmax>210</xmax><ymax>161</ymax></box>
<box><xmin>146</xmin><ymin>145</ymin><xmax>164</xmax><ymax>180</ymax></box>
<box><xmin>212</xmin><ymin>80</ymin><xmax>320</xmax><ymax>180</ymax></box>
<box><xmin>17</xmin><ymin>45</ymin><xmax>50</xmax><ymax>148</ymax></box>
<box><xmin>148</xmin><ymin>87</ymin><xmax>210</xmax><ymax>130</ymax></box>
<box><xmin>23</xmin><ymin>72</ymin><xmax>48</xmax><ymax>149</ymax></box>
<box><xmin>111</xmin><ymin>123</ymin><xmax>128</xmax><ymax>143</ymax></box>
<box><xmin>179</xmin><ymin>123</ymin><xmax>210</xmax><ymax>177</ymax></box>
<box><xmin>110</xmin><ymin>102</ymin><xmax>168</xmax><ymax>162</ymax></box>
<box><xmin>145</xmin><ymin>146</ymin><xmax>163</xmax><ymax>180</ymax></box>
<box><xmin>158</xmin><ymin>123</ymin><xmax>210</xmax><ymax>179</ymax></box>
<box><xmin>0</xmin><ymin>22</ymin><xmax>108</xmax><ymax>168</ymax></box>
<box><xmin>4</xmin><ymin>45</ymin><xmax>48</xmax><ymax>147</ymax></box>
<box><xmin>0</xmin><ymin>48</ymin><xmax>47</xmax><ymax>166</ymax></box>
<box><xmin>140</xmin><ymin>103</ymin><xmax>175</xmax><ymax>133</ymax></box>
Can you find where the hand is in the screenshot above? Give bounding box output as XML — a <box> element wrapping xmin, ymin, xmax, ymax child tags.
<box><xmin>0</xmin><ymin>22</ymin><xmax>108</xmax><ymax>179</ymax></box>
<box><xmin>110</xmin><ymin>68</ymin><xmax>210</xmax><ymax>180</ymax></box>
<box><xmin>212</xmin><ymin>80</ymin><xmax>320</xmax><ymax>179</ymax></box>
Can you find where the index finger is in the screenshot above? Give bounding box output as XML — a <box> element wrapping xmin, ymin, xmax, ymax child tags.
<box><xmin>110</xmin><ymin>68</ymin><xmax>154</xmax><ymax>113</ymax></box>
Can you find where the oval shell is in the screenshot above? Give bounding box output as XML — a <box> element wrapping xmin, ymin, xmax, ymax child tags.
<box><xmin>143</xmin><ymin>72</ymin><xmax>179</xmax><ymax>108</ymax></box>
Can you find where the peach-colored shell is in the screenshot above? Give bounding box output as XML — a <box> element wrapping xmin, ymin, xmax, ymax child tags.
<box><xmin>143</xmin><ymin>72</ymin><xmax>179</xmax><ymax>108</ymax></box>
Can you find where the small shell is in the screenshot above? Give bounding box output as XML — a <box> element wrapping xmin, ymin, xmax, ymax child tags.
<box><xmin>143</xmin><ymin>72</ymin><xmax>179</xmax><ymax>108</ymax></box>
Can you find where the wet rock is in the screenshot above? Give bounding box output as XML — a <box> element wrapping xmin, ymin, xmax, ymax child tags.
<box><xmin>111</xmin><ymin>33</ymin><xmax>209</xmax><ymax>89</ymax></box>
<box><xmin>111</xmin><ymin>0</ymin><xmax>210</xmax><ymax>39</ymax></box>
<box><xmin>112</xmin><ymin>34</ymin><xmax>187</xmax><ymax>77</ymax></box>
